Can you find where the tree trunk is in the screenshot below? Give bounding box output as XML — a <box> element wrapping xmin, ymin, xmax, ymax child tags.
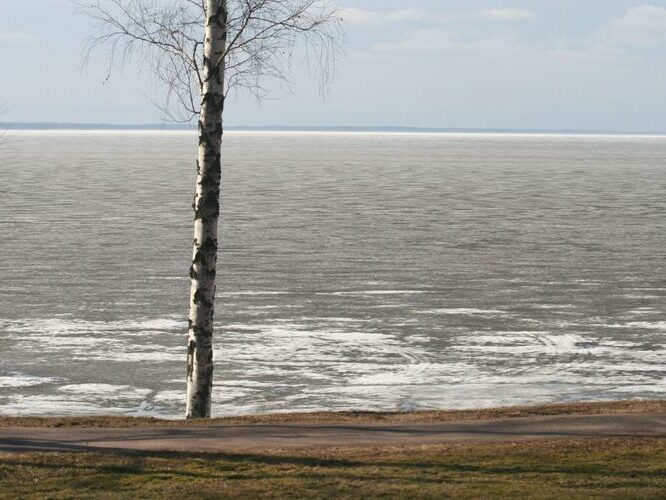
<box><xmin>186</xmin><ymin>0</ymin><xmax>227</xmax><ymax>419</ymax></box>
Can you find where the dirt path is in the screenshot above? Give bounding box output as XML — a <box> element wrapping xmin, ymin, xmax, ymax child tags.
<box><xmin>1</xmin><ymin>412</ymin><xmax>665</xmax><ymax>454</ymax></box>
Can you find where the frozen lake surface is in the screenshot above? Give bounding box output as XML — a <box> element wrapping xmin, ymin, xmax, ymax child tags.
<box><xmin>1</xmin><ymin>130</ymin><xmax>665</xmax><ymax>417</ymax></box>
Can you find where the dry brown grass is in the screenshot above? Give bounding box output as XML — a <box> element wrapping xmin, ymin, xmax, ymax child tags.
<box><xmin>1</xmin><ymin>399</ymin><xmax>664</xmax><ymax>428</ymax></box>
<box><xmin>2</xmin><ymin>438</ymin><xmax>666</xmax><ymax>498</ymax></box>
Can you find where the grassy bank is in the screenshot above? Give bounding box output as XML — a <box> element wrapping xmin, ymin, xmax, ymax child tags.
<box><xmin>2</xmin><ymin>438</ymin><xmax>666</xmax><ymax>498</ymax></box>
<box><xmin>2</xmin><ymin>399</ymin><xmax>665</xmax><ymax>428</ymax></box>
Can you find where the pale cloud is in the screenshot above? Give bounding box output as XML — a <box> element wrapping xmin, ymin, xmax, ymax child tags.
<box><xmin>479</xmin><ymin>8</ymin><xmax>533</xmax><ymax>21</ymax></box>
<box><xmin>0</xmin><ymin>31</ymin><xmax>38</xmax><ymax>44</ymax></box>
<box><xmin>603</xmin><ymin>5</ymin><xmax>666</xmax><ymax>47</ymax></box>
<box><xmin>370</xmin><ymin>27</ymin><xmax>528</xmax><ymax>54</ymax></box>
<box><xmin>340</xmin><ymin>7</ymin><xmax>430</xmax><ymax>25</ymax></box>
<box><xmin>3</xmin><ymin>0</ymin><xmax>666</xmax><ymax>131</ymax></box>
<box><xmin>372</xmin><ymin>29</ymin><xmax>460</xmax><ymax>53</ymax></box>
<box><xmin>386</xmin><ymin>8</ymin><xmax>428</xmax><ymax>22</ymax></box>
<box><xmin>324</xmin><ymin>24</ymin><xmax>663</xmax><ymax>132</ymax></box>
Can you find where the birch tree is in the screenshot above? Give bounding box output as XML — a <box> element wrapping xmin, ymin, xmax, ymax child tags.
<box><xmin>82</xmin><ymin>0</ymin><xmax>342</xmax><ymax>418</ymax></box>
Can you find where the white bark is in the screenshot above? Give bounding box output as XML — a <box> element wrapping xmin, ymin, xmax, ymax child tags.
<box><xmin>186</xmin><ymin>0</ymin><xmax>227</xmax><ymax>419</ymax></box>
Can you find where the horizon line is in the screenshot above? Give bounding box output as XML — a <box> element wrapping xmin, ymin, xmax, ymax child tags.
<box><xmin>2</xmin><ymin>121</ymin><xmax>666</xmax><ymax>136</ymax></box>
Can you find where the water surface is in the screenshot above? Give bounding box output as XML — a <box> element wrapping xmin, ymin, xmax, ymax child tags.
<box><xmin>1</xmin><ymin>130</ymin><xmax>665</xmax><ymax>417</ymax></box>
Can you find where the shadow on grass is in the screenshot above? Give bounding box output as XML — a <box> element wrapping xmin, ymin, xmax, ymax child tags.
<box><xmin>2</xmin><ymin>440</ymin><xmax>666</xmax><ymax>484</ymax></box>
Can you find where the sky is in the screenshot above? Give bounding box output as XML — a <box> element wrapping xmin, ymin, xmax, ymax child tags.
<box><xmin>1</xmin><ymin>0</ymin><xmax>666</xmax><ymax>131</ymax></box>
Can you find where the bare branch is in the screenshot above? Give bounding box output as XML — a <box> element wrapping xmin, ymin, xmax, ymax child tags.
<box><xmin>79</xmin><ymin>0</ymin><xmax>344</xmax><ymax>122</ymax></box>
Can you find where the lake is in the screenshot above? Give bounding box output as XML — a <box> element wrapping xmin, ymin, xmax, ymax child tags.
<box><xmin>1</xmin><ymin>130</ymin><xmax>665</xmax><ymax>417</ymax></box>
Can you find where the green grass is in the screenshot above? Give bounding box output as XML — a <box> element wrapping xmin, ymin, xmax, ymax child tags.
<box><xmin>2</xmin><ymin>438</ymin><xmax>666</xmax><ymax>498</ymax></box>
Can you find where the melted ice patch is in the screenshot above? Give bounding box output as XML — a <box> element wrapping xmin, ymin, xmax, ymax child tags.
<box><xmin>420</xmin><ymin>308</ymin><xmax>507</xmax><ymax>316</ymax></box>
<box><xmin>4</xmin><ymin>318</ymin><xmax>183</xmax><ymax>335</ymax></box>
<box><xmin>58</xmin><ymin>383</ymin><xmax>152</xmax><ymax>398</ymax></box>
<box><xmin>601</xmin><ymin>321</ymin><xmax>666</xmax><ymax>330</ymax></box>
<box><xmin>0</xmin><ymin>375</ymin><xmax>57</xmax><ymax>388</ymax></box>
<box><xmin>531</xmin><ymin>304</ymin><xmax>578</xmax><ymax>310</ymax></box>
<box><xmin>2</xmin><ymin>310</ymin><xmax>666</xmax><ymax>418</ymax></box>
<box><xmin>459</xmin><ymin>332</ymin><xmax>586</xmax><ymax>354</ymax></box>
<box><xmin>319</xmin><ymin>290</ymin><xmax>427</xmax><ymax>296</ymax></box>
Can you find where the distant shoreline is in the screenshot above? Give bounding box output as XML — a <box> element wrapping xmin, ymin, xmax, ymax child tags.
<box><xmin>3</xmin><ymin>122</ymin><xmax>666</xmax><ymax>137</ymax></box>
